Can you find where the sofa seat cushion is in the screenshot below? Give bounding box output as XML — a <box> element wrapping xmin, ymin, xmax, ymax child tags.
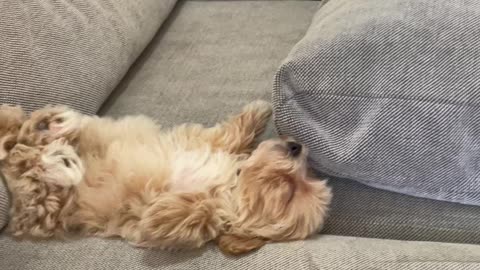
<box><xmin>273</xmin><ymin>0</ymin><xmax>480</xmax><ymax>205</ymax></box>
<box><xmin>1</xmin><ymin>235</ymin><xmax>480</xmax><ymax>270</ymax></box>
<box><xmin>0</xmin><ymin>0</ymin><xmax>177</xmax><ymax>114</ymax></box>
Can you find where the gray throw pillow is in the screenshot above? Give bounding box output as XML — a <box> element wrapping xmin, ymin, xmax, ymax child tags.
<box><xmin>273</xmin><ymin>0</ymin><xmax>480</xmax><ymax>205</ymax></box>
<box><xmin>0</xmin><ymin>0</ymin><xmax>177</xmax><ymax>114</ymax></box>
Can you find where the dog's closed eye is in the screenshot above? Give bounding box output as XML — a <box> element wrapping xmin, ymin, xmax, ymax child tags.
<box><xmin>62</xmin><ymin>158</ymin><xmax>70</xmax><ymax>168</ymax></box>
<box><xmin>36</xmin><ymin>120</ymin><xmax>49</xmax><ymax>131</ymax></box>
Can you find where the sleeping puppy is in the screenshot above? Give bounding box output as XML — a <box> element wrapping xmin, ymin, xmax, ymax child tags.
<box><xmin>4</xmin><ymin>101</ymin><xmax>332</xmax><ymax>255</ymax></box>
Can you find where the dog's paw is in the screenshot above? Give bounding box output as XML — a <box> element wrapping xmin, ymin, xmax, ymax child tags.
<box><xmin>37</xmin><ymin>107</ymin><xmax>82</xmax><ymax>137</ymax></box>
<box><xmin>37</xmin><ymin>139</ymin><xmax>85</xmax><ymax>186</ymax></box>
<box><xmin>19</xmin><ymin>106</ymin><xmax>83</xmax><ymax>145</ymax></box>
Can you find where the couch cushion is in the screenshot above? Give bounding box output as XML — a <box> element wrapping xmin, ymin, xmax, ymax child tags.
<box><xmin>1</xmin><ymin>235</ymin><xmax>479</xmax><ymax>270</ymax></box>
<box><xmin>0</xmin><ymin>0</ymin><xmax>177</xmax><ymax>114</ymax></box>
<box><xmin>273</xmin><ymin>0</ymin><xmax>480</xmax><ymax>205</ymax></box>
<box><xmin>322</xmin><ymin>176</ymin><xmax>480</xmax><ymax>244</ymax></box>
<box><xmin>100</xmin><ymin>1</ymin><xmax>319</xmax><ymax>127</ymax></box>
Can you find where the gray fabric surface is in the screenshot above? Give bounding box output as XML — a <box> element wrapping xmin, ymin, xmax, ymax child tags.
<box><xmin>323</xmin><ymin>176</ymin><xmax>480</xmax><ymax>245</ymax></box>
<box><xmin>100</xmin><ymin>1</ymin><xmax>319</xmax><ymax>128</ymax></box>
<box><xmin>1</xmin><ymin>235</ymin><xmax>479</xmax><ymax>270</ymax></box>
<box><xmin>0</xmin><ymin>174</ymin><xmax>8</xmax><ymax>231</ymax></box>
<box><xmin>273</xmin><ymin>0</ymin><xmax>480</xmax><ymax>205</ymax></box>
<box><xmin>0</xmin><ymin>0</ymin><xmax>177</xmax><ymax>114</ymax></box>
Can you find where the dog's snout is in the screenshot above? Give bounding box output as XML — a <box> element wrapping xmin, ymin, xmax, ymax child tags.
<box><xmin>287</xmin><ymin>142</ymin><xmax>302</xmax><ymax>157</ymax></box>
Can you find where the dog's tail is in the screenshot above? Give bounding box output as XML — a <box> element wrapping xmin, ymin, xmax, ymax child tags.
<box><xmin>135</xmin><ymin>192</ymin><xmax>222</xmax><ymax>249</ymax></box>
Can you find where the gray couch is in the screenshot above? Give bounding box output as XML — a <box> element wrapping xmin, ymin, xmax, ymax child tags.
<box><xmin>1</xmin><ymin>1</ymin><xmax>480</xmax><ymax>269</ymax></box>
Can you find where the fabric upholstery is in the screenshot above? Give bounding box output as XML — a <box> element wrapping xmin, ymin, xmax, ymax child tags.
<box><xmin>322</xmin><ymin>176</ymin><xmax>480</xmax><ymax>244</ymax></box>
<box><xmin>1</xmin><ymin>235</ymin><xmax>479</xmax><ymax>270</ymax></box>
<box><xmin>273</xmin><ymin>0</ymin><xmax>480</xmax><ymax>205</ymax></box>
<box><xmin>100</xmin><ymin>1</ymin><xmax>319</xmax><ymax>129</ymax></box>
<box><xmin>0</xmin><ymin>0</ymin><xmax>177</xmax><ymax>114</ymax></box>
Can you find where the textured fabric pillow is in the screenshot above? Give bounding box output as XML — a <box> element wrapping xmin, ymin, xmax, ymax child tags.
<box><xmin>273</xmin><ymin>0</ymin><xmax>480</xmax><ymax>205</ymax></box>
<box><xmin>0</xmin><ymin>0</ymin><xmax>177</xmax><ymax>114</ymax></box>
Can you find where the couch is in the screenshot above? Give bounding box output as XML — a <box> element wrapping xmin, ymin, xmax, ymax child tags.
<box><xmin>1</xmin><ymin>1</ymin><xmax>480</xmax><ymax>269</ymax></box>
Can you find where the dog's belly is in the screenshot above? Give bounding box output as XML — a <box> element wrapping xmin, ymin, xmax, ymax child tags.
<box><xmin>168</xmin><ymin>150</ymin><xmax>237</xmax><ymax>193</ymax></box>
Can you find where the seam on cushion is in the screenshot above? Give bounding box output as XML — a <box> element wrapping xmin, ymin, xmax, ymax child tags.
<box><xmin>294</xmin><ymin>90</ymin><xmax>480</xmax><ymax>109</ymax></box>
<box><xmin>273</xmin><ymin>63</ymin><xmax>313</xmax><ymax>108</ymax></box>
<box><xmin>277</xmin><ymin>62</ymin><xmax>480</xmax><ymax>108</ymax></box>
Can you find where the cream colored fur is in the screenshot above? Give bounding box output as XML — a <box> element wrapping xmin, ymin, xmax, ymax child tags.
<box><xmin>2</xmin><ymin>101</ymin><xmax>332</xmax><ymax>255</ymax></box>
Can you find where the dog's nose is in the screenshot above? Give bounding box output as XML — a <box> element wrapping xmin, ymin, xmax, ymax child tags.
<box><xmin>287</xmin><ymin>141</ymin><xmax>302</xmax><ymax>157</ymax></box>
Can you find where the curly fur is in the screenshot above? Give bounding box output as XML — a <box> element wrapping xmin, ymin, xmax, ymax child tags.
<box><xmin>0</xmin><ymin>104</ymin><xmax>25</xmax><ymax>160</ymax></box>
<box><xmin>2</xmin><ymin>101</ymin><xmax>332</xmax><ymax>255</ymax></box>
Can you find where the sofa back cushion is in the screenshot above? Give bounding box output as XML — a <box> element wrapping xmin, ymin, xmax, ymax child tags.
<box><xmin>273</xmin><ymin>0</ymin><xmax>480</xmax><ymax>205</ymax></box>
<box><xmin>0</xmin><ymin>0</ymin><xmax>177</xmax><ymax>114</ymax></box>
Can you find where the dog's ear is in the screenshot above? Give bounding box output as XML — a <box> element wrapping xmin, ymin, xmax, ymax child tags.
<box><xmin>217</xmin><ymin>233</ymin><xmax>267</xmax><ymax>255</ymax></box>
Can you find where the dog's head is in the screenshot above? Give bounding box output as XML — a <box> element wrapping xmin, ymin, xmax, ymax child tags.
<box><xmin>218</xmin><ymin>137</ymin><xmax>332</xmax><ymax>255</ymax></box>
<box><xmin>0</xmin><ymin>105</ymin><xmax>26</xmax><ymax>161</ymax></box>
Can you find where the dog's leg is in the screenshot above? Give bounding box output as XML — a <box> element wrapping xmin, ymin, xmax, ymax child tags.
<box><xmin>132</xmin><ymin>193</ymin><xmax>222</xmax><ymax>250</ymax></box>
<box><xmin>210</xmin><ymin>100</ymin><xmax>272</xmax><ymax>154</ymax></box>
<box><xmin>18</xmin><ymin>106</ymin><xmax>85</xmax><ymax>146</ymax></box>
<box><xmin>181</xmin><ymin>100</ymin><xmax>271</xmax><ymax>154</ymax></box>
<box><xmin>217</xmin><ymin>233</ymin><xmax>267</xmax><ymax>255</ymax></box>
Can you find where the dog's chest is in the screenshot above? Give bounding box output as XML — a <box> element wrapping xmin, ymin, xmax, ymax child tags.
<box><xmin>168</xmin><ymin>150</ymin><xmax>237</xmax><ymax>193</ymax></box>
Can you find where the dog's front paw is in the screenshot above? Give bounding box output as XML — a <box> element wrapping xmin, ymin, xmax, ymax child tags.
<box><xmin>48</xmin><ymin>109</ymin><xmax>82</xmax><ymax>137</ymax></box>
<box><xmin>19</xmin><ymin>106</ymin><xmax>83</xmax><ymax>146</ymax></box>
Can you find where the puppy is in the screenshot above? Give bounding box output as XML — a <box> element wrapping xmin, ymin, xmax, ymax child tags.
<box><xmin>5</xmin><ymin>101</ymin><xmax>332</xmax><ymax>254</ymax></box>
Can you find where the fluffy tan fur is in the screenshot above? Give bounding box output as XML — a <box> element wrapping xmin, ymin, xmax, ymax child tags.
<box><xmin>0</xmin><ymin>105</ymin><xmax>25</xmax><ymax>160</ymax></box>
<box><xmin>2</xmin><ymin>101</ymin><xmax>332</xmax><ymax>255</ymax></box>
<box><xmin>3</xmin><ymin>141</ymin><xmax>80</xmax><ymax>238</ymax></box>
